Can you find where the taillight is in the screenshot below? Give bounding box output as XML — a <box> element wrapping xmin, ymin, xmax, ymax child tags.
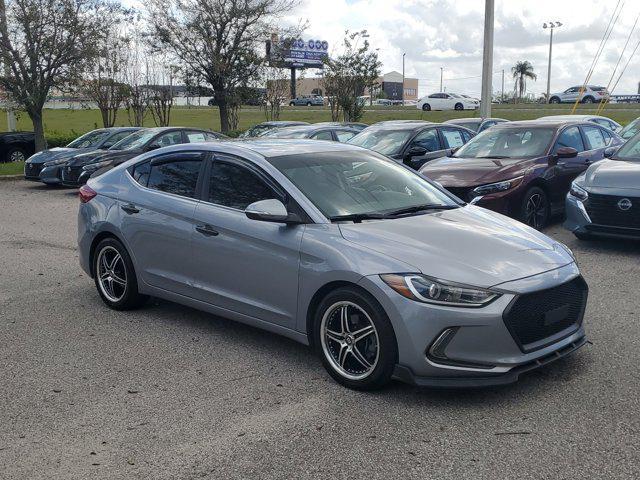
<box><xmin>79</xmin><ymin>185</ymin><xmax>97</xmax><ymax>203</ymax></box>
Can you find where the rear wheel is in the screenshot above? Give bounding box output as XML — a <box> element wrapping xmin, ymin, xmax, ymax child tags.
<box><xmin>6</xmin><ymin>147</ymin><xmax>26</xmax><ymax>163</ymax></box>
<box><xmin>454</xmin><ymin>102</ymin><xmax>464</xmax><ymax>110</ymax></box>
<box><xmin>520</xmin><ymin>186</ymin><xmax>549</xmax><ymax>230</ymax></box>
<box><xmin>289</xmin><ymin>102</ymin><xmax>295</xmax><ymax>107</ymax></box>
<box><xmin>582</xmin><ymin>96</ymin><xmax>595</xmax><ymax>104</ymax></box>
<box><xmin>422</xmin><ymin>103</ymin><xmax>431</xmax><ymax>111</ymax></box>
<box><xmin>314</xmin><ymin>287</ymin><xmax>397</xmax><ymax>390</ymax></box>
<box><xmin>93</xmin><ymin>237</ymin><xmax>147</xmax><ymax>310</ymax></box>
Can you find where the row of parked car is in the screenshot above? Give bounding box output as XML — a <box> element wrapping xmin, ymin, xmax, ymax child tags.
<box><xmin>24</xmin><ymin>113</ymin><xmax>640</xmax><ymax>240</ymax></box>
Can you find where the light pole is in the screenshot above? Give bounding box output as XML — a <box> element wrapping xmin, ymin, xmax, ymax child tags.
<box><xmin>402</xmin><ymin>53</ymin><xmax>406</xmax><ymax>102</ymax></box>
<box><xmin>439</xmin><ymin>67</ymin><xmax>443</xmax><ymax>92</ymax></box>
<box><xmin>543</xmin><ymin>21</ymin><xmax>563</xmax><ymax>103</ymax></box>
<box><xmin>480</xmin><ymin>0</ymin><xmax>494</xmax><ymax>118</ymax></box>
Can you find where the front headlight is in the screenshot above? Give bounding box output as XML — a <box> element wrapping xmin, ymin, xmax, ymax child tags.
<box><xmin>82</xmin><ymin>160</ymin><xmax>111</xmax><ymax>171</ymax></box>
<box><xmin>569</xmin><ymin>181</ymin><xmax>588</xmax><ymax>201</ymax></box>
<box><xmin>380</xmin><ymin>274</ymin><xmax>500</xmax><ymax>307</ymax></box>
<box><xmin>472</xmin><ymin>176</ymin><xmax>523</xmax><ymax>197</ymax></box>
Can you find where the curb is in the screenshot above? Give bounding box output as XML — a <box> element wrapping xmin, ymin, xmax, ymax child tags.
<box><xmin>0</xmin><ymin>174</ymin><xmax>23</xmax><ymax>181</ymax></box>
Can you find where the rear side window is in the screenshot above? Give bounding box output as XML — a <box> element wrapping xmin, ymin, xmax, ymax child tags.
<box><xmin>146</xmin><ymin>159</ymin><xmax>202</xmax><ymax>198</ymax></box>
<box><xmin>582</xmin><ymin>126</ymin><xmax>606</xmax><ymax>149</ymax></box>
<box><xmin>208</xmin><ymin>161</ymin><xmax>278</xmax><ymax>210</ymax></box>
<box><xmin>440</xmin><ymin>128</ymin><xmax>467</xmax><ymax>149</ymax></box>
<box><xmin>554</xmin><ymin>127</ymin><xmax>584</xmax><ymax>153</ymax></box>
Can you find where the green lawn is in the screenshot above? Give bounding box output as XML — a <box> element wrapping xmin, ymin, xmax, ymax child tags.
<box><xmin>0</xmin><ymin>160</ymin><xmax>24</xmax><ymax>176</ymax></box>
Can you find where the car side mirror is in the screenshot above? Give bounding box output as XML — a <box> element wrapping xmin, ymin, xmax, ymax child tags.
<box><xmin>449</xmin><ymin>147</ymin><xmax>460</xmax><ymax>155</ymax></box>
<box><xmin>407</xmin><ymin>146</ymin><xmax>427</xmax><ymax>158</ymax></box>
<box><xmin>555</xmin><ymin>147</ymin><xmax>578</xmax><ymax>160</ymax></box>
<box><xmin>245</xmin><ymin>199</ymin><xmax>300</xmax><ymax>224</ymax></box>
<box><xmin>604</xmin><ymin>146</ymin><xmax>618</xmax><ymax>158</ymax></box>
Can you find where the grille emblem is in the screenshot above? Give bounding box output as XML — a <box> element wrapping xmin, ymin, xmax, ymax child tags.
<box><xmin>617</xmin><ymin>198</ymin><xmax>632</xmax><ymax>211</ymax></box>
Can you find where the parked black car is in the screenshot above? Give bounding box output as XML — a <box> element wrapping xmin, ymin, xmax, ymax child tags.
<box><xmin>261</xmin><ymin>124</ymin><xmax>361</xmax><ymax>142</ymax></box>
<box><xmin>1</xmin><ymin>131</ymin><xmax>35</xmax><ymax>163</ymax></box>
<box><xmin>60</xmin><ymin>127</ymin><xmax>225</xmax><ymax>187</ymax></box>
<box><xmin>347</xmin><ymin>121</ymin><xmax>475</xmax><ymax>170</ymax></box>
<box><xmin>31</xmin><ymin>127</ymin><xmax>140</xmax><ymax>185</ymax></box>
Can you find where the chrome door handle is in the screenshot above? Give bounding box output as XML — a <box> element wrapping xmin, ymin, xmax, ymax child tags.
<box><xmin>195</xmin><ymin>224</ymin><xmax>219</xmax><ymax>237</ymax></box>
<box><xmin>121</xmin><ymin>204</ymin><xmax>140</xmax><ymax>214</ymax></box>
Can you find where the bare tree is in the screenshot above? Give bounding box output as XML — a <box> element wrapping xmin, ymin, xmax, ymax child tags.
<box><xmin>146</xmin><ymin>0</ymin><xmax>299</xmax><ymax>134</ymax></box>
<box><xmin>322</xmin><ymin>30</ymin><xmax>381</xmax><ymax>122</ymax></box>
<box><xmin>0</xmin><ymin>0</ymin><xmax>109</xmax><ymax>150</ymax></box>
<box><xmin>124</xmin><ymin>30</ymin><xmax>151</xmax><ymax>127</ymax></box>
<box><xmin>263</xmin><ymin>67</ymin><xmax>288</xmax><ymax>121</ymax></box>
<box><xmin>147</xmin><ymin>59</ymin><xmax>176</xmax><ymax>127</ymax></box>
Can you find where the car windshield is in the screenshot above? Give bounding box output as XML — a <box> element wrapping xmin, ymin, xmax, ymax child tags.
<box><xmin>67</xmin><ymin>130</ymin><xmax>111</xmax><ymax>149</ymax></box>
<box><xmin>619</xmin><ymin>119</ymin><xmax>640</xmax><ymax>140</ymax></box>
<box><xmin>454</xmin><ymin>127</ymin><xmax>555</xmax><ymax>158</ymax></box>
<box><xmin>269</xmin><ymin>151</ymin><xmax>458</xmax><ymax>220</ymax></box>
<box><xmin>264</xmin><ymin>129</ymin><xmax>310</xmax><ymax>139</ymax></box>
<box><xmin>614</xmin><ymin>135</ymin><xmax>640</xmax><ymax>161</ymax></box>
<box><xmin>241</xmin><ymin>125</ymin><xmax>271</xmax><ymax>137</ymax></box>
<box><xmin>109</xmin><ymin>130</ymin><xmax>157</xmax><ymax>151</ymax></box>
<box><xmin>347</xmin><ymin>129</ymin><xmax>414</xmax><ymax>156</ymax></box>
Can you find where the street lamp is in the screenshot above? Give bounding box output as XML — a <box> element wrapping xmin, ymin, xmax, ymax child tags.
<box><xmin>543</xmin><ymin>21</ymin><xmax>563</xmax><ymax>103</ymax></box>
<box><xmin>402</xmin><ymin>53</ymin><xmax>406</xmax><ymax>102</ymax></box>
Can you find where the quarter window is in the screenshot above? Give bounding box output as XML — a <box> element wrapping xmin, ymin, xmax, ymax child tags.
<box><xmin>208</xmin><ymin>161</ymin><xmax>278</xmax><ymax>210</ymax></box>
<box><xmin>146</xmin><ymin>157</ymin><xmax>202</xmax><ymax>198</ymax></box>
<box><xmin>554</xmin><ymin>127</ymin><xmax>584</xmax><ymax>153</ymax></box>
<box><xmin>440</xmin><ymin>128</ymin><xmax>466</xmax><ymax>149</ymax></box>
<box><xmin>582</xmin><ymin>126</ymin><xmax>606</xmax><ymax>149</ymax></box>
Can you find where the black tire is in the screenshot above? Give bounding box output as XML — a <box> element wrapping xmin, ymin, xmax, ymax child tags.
<box><xmin>93</xmin><ymin>237</ymin><xmax>147</xmax><ymax>310</ymax></box>
<box><xmin>306</xmin><ymin>102</ymin><xmax>312</xmax><ymax>106</ymax></box>
<box><xmin>5</xmin><ymin>147</ymin><xmax>27</xmax><ymax>163</ymax></box>
<box><xmin>289</xmin><ymin>102</ymin><xmax>295</xmax><ymax>107</ymax></box>
<box><xmin>549</xmin><ymin>97</ymin><xmax>561</xmax><ymax>104</ymax></box>
<box><xmin>454</xmin><ymin>102</ymin><xmax>464</xmax><ymax>111</ymax></box>
<box><xmin>582</xmin><ymin>96</ymin><xmax>595</xmax><ymax>104</ymax></box>
<box><xmin>313</xmin><ymin>286</ymin><xmax>397</xmax><ymax>390</ymax></box>
<box><xmin>574</xmin><ymin>231</ymin><xmax>592</xmax><ymax>241</ymax></box>
<box><xmin>422</xmin><ymin>103</ymin><xmax>431</xmax><ymax>111</ymax></box>
<box><xmin>520</xmin><ymin>186</ymin><xmax>549</xmax><ymax>230</ymax></box>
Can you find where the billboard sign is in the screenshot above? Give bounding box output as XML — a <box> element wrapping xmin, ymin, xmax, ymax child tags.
<box><xmin>268</xmin><ymin>37</ymin><xmax>328</xmax><ymax>69</ymax></box>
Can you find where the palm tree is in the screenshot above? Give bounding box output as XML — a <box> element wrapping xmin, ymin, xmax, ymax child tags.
<box><xmin>512</xmin><ymin>61</ymin><xmax>537</xmax><ymax>102</ymax></box>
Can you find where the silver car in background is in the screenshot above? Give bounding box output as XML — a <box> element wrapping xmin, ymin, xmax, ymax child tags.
<box><xmin>78</xmin><ymin>140</ymin><xmax>588</xmax><ymax>390</ymax></box>
<box><xmin>548</xmin><ymin>85</ymin><xmax>610</xmax><ymax>104</ymax></box>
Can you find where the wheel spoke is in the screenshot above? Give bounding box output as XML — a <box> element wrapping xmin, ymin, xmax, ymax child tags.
<box><xmin>108</xmin><ymin>253</ymin><xmax>122</xmax><ymax>271</ymax></box>
<box><xmin>325</xmin><ymin>329</ymin><xmax>343</xmax><ymax>342</ymax></box>
<box><xmin>338</xmin><ymin>344</ymin><xmax>349</xmax><ymax>367</ymax></box>
<box><xmin>350</xmin><ymin>346</ymin><xmax>372</xmax><ymax>369</ymax></box>
<box><xmin>100</xmin><ymin>254</ymin><xmax>109</xmax><ymax>272</ymax></box>
<box><xmin>352</xmin><ymin>325</ymin><xmax>374</xmax><ymax>343</ymax></box>
<box><xmin>111</xmin><ymin>272</ymin><xmax>126</xmax><ymax>286</ymax></box>
<box><xmin>340</xmin><ymin>306</ymin><xmax>350</xmax><ymax>334</ymax></box>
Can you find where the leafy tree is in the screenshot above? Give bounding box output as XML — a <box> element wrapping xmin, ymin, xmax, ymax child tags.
<box><xmin>322</xmin><ymin>30</ymin><xmax>381</xmax><ymax>122</ymax></box>
<box><xmin>0</xmin><ymin>0</ymin><xmax>112</xmax><ymax>150</ymax></box>
<box><xmin>147</xmin><ymin>0</ymin><xmax>298</xmax><ymax>133</ymax></box>
<box><xmin>512</xmin><ymin>60</ymin><xmax>537</xmax><ymax>102</ymax></box>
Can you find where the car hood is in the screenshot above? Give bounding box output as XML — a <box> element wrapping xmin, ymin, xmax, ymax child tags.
<box><xmin>419</xmin><ymin>156</ymin><xmax>533</xmax><ymax>187</ymax></box>
<box><xmin>583</xmin><ymin>159</ymin><xmax>640</xmax><ymax>191</ymax></box>
<box><xmin>339</xmin><ymin>206</ymin><xmax>573</xmax><ymax>288</ymax></box>
<box><xmin>67</xmin><ymin>149</ymin><xmax>139</xmax><ymax>166</ymax></box>
<box><xmin>27</xmin><ymin>147</ymin><xmax>82</xmax><ymax>164</ymax></box>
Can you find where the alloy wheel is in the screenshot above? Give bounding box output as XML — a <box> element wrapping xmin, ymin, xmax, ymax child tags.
<box><xmin>96</xmin><ymin>246</ymin><xmax>128</xmax><ymax>303</ymax></box>
<box><xmin>525</xmin><ymin>193</ymin><xmax>547</xmax><ymax>229</ymax></box>
<box><xmin>9</xmin><ymin>150</ymin><xmax>25</xmax><ymax>162</ymax></box>
<box><xmin>320</xmin><ymin>301</ymin><xmax>380</xmax><ymax>380</ymax></box>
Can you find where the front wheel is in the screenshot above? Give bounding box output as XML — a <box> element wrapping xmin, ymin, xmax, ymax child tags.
<box><xmin>314</xmin><ymin>287</ymin><xmax>397</xmax><ymax>390</ymax></box>
<box><xmin>422</xmin><ymin>103</ymin><xmax>431</xmax><ymax>111</ymax></box>
<box><xmin>549</xmin><ymin>97</ymin><xmax>561</xmax><ymax>104</ymax></box>
<box><xmin>289</xmin><ymin>102</ymin><xmax>295</xmax><ymax>107</ymax></box>
<box><xmin>6</xmin><ymin>147</ymin><xmax>26</xmax><ymax>163</ymax></box>
<box><xmin>454</xmin><ymin>103</ymin><xmax>464</xmax><ymax>111</ymax></box>
<box><xmin>93</xmin><ymin>237</ymin><xmax>147</xmax><ymax>310</ymax></box>
<box><xmin>520</xmin><ymin>186</ymin><xmax>549</xmax><ymax>230</ymax></box>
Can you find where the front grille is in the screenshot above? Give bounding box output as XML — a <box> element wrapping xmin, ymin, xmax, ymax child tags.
<box><xmin>24</xmin><ymin>162</ymin><xmax>43</xmax><ymax>178</ymax></box>
<box><xmin>446</xmin><ymin>186</ymin><xmax>473</xmax><ymax>201</ymax></box>
<box><xmin>585</xmin><ymin>193</ymin><xmax>640</xmax><ymax>229</ymax></box>
<box><xmin>503</xmin><ymin>276</ymin><xmax>588</xmax><ymax>353</ymax></box>
<box><xmin>61</xmin><ymin>165</ymin><xmax>83</xmax><ymax>184</ymax></box>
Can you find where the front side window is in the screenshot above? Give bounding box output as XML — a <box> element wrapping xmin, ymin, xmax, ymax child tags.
<box><xmin>208</xmin><ymin>161</ymin><xmax>277</xmax><ymax>210</ymax></box>
<box><xmin>151</xmin><ymin>131</ymin><xmax>184</xmax><ymax>149</ymax></box>
<box><xmin>554</xmin><ymin>126</ymin><xmax>585</xmax><ymax>153</ymax></box>
<box><xmin>455</xmin><ymin>127</ymin><xmax>556</xmax><ymax>159</ymax></box>
<box><xmin>146</xmin><ymin>158</ymin><xmax>202</xmax><ymax>198</ymax></box>
<box><xmin>440</xmin><ymin>128</ymin><xmax>466</xmax><ymax>149</ymax></box>
<box><xmin>410</xmin><ymin>129</ymin><xmax>441</xmax><ymax>152</ymax></box>
<box><xmin>582</xmin><ymin>126</ymin><xmax>606</xmax><ymax>149</ymax></box>
<box><xmin>109</xmin><ymin>130</ymin><xmax>159</xmax><ymax>151</ymax></box>
<box><xmin>269</xmin><ymin>151</ymin><xmax>457</xmax><ymax>219</ymax></box>
<box><xmin>102</xmin><ymin>130</ymin><xmax>136</xmax><ymax>149</ymax></box>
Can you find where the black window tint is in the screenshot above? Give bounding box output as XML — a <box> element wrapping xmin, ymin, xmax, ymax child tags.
<box><xmin>411</xmin><ymin>129</ymin><xmax>441</xmax><ymax>152</ymax></box>
<box><xmin>208</xmin><ymin>162</ymin><xmax>277</xmax><ymax>210</ymax></box>
<box><xmin>147</xmin><ymin>159</ymin><xmax>201</xmax><ymax>198</ymax></box>
<box><xmin>132</xmin><ymin>161</ymin><xmax>150</xmax><ymax>186</ymax></box>
<box><xmin>104</xmin><ymin>131</ymin><xmax>135</xmax><ymax>148</ymax></box>
<box><xmin>312</xmin><ymin>130</ymin><xmax>333</xmax><ymax>141</ymax></box>
<box><xmin>554</xmin><ymin>127</ymin><xmax>584</xmax><ymax>153</ymax></box>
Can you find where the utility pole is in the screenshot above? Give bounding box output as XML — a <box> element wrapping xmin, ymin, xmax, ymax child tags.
<box><xmin>543</xmin><ymin>22</ymin><xmax>562</xmax><ymax>103</ymax></box>
<box><xmin>402</xmin><ymin>53</ymin><xmax>406</xmax><ymax>102</ymax></box>
<box><xmin>480</xmin><ymin>0</ymin><xmax>494</xmax><ymax>118</ymax></box>
<box><xmin>501</xmin><ymin>69</ymin><xmax>505</xmax><ymax>103</ymax></box>
<box><xmin>0</xmin><ymin>0</ymin><xmax>16</xmax><ymax>131</ymax></box>
<box><xmin>439</xmin><ymin>67</ymin><xmax>443</xmax><ymax>93</ymax></box>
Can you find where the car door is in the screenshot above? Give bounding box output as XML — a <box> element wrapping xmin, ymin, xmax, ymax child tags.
<box><xmin>401</xmin><ymin>127</ymin><xmax>446</xmax><ymax>170</ymax></box>
<box><xmin>118</xmin><ymin>151</ymin><xmax>205</xmax><ymax>297</ymax></box>
<box><xmin>580</xmin><ymin>125</ymin><xmax>610</xmax><ymax>163</ymax></box>
<box><xmin>550</xmin><ymin>125</ymin><xmax>589</xmax><ymax>204</ymax></box>
<box><xmin>189</xmin><ymin>154</ymin><xmax>304</xmax><ymax>328</ymax></box>
<box><xmin>562</xmin><ymin>87</ymin><xmax>579</xmax><ymax>103</ymax></box>
<box><xmin>440</xmin><ymin>93</ymin><xmax>454</xmax><ymax>110</ymax></box>
<box><xmin>428</xmin><ymin>93</ymin><xmax>443</xmax><ymax>109</ymax></box>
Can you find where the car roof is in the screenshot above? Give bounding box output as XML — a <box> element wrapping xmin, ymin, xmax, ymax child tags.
<box><xmin>260</xmin><ymin>121</ymin><xmax>309</xmax><ymax>127</ymax></box>
<box><xmin>368</xmin><ymin>121</ymin><xmax>436</xmax><ymax>130</ymax></box>
<box><xmin>492</xmin><ymin>119</ymin><xmax>589</xmax><ymax>129</ymax></box>
<box><xmin>537</xmin><ymin>115</ymin><xmax>611</xmax><ymax>121</ymax></box>
<box><xmin>175</xmin><ymin>139</ymin><xmax>367</xmax><ymax>158</ymax></box>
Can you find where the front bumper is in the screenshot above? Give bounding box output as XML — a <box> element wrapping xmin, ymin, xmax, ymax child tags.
<box><xmin>24</xmin><ymin>162</ymin><xmax>44</xmax><ymax>181</ymax></box>
<box><xmin>61</xmin><ymin>164</ymin><xmax>91</xmax><ymax>186</ymax></box>
<box><xmin>565</xmin><ymin>191</ymin><xmax>640</xmax><ymax>239</ymax></box>
<box><xmin>39</xmin><ymin>164</ymin><xmax>63</xmax><ymax>185</ymax></box>
<box><xmin>359</xmin><ymin>262</ymin><xmax>587</xmax><ymax>387</ymax></box>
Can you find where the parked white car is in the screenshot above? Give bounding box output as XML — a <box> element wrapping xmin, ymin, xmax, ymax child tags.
<box><xmin>417</xmin><ymin>93</ymin><xmax>479</xmax><ymax>111</ymax></box>
<box><xmin>548</xmin><ymin>85</ymin><xmax>609</xmax><ymax>104</ymax></box>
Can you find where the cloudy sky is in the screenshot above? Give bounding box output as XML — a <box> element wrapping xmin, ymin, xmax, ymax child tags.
<box><xmin>284</xmin><ymin>0</ymin><xmax>640</xmax><ymax>98</ymax></box>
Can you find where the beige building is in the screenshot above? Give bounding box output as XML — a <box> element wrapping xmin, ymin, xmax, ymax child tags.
<box><xmin>292</xmin><ymin>71</ymin><xmax>419</xmax><ymax>101</ymax></box>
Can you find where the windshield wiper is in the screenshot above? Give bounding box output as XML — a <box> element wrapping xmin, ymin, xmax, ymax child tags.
<box><xmin>385</xmin><ymin>204</ymin><xmax>459</xmax><ymax>217</ymax></box>
<box><xmin>329</xmin><ymin>212</ymin><xmax>388</xmax><ymax>223</ymax></box>
<box><xmin>476</xmin><ymin>155</ymin><xmax>511</xmax><ymax>159</ymax></box>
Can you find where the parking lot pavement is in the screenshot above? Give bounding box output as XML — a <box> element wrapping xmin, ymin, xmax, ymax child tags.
<box><xmin>1</xmin><ymin>179</ymin><xmax>639</xmax><ymax>480</ymax></box>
